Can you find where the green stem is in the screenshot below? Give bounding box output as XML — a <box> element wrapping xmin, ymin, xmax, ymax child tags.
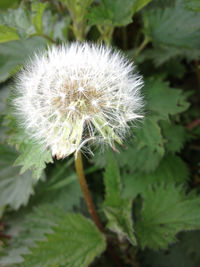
<box><xmin>74</xmin><ymin>151</ymin><xmax>104</xmax><ymax>232</ymax></box>
<box><xmin>132</xmin><ymin>36</ymin><xmax>149</xmax><ymax>60</ymax></box>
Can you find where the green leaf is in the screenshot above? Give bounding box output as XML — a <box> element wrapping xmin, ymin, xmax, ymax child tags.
<box><xmin>122</xmin><ymin>154</ymin><xmax>189</xmax><ymax>198</ymax></box>
<box><xmin>143</xmin><ymin>2</ymin><xmax>200</xmax><ymax>62</ymax></box>
<box><xmin>135</xmin><ymin>116</ymin><xmax>164</xmax><ymax>155</ymax></box>
<box><xmin>5</xmin><ymin>108</ymin><xmax>53</xmax><ymax>179</ymax></box>
<box><xmin>0</xmin><ymin>0</ymin><xmax>19</xmax><ymax>9</ymax></box>
<box><xmin>135</xmin><ymin>184</ymin><xmax>200</xmax><ymax>250</ymax></box>
<box><xmin>142</xmin><ymin>231</ymin><xmax>200</xmax><ymax>267</ymax></box>
<box><xmin>132</xmin><ymin>0</ymin><xmax>152</xmax><ymax>13</ymax></box>
<box><xmin>0</xmin><ymin>144</ymin><xmax>37</xmax><ymax>216</ymax></box>
<box><xmin>20</xmin><ymin>213</ymin><xmax>106</xmax><ymax>267</ymax></box>
<box><xmin>145</xmin><ymin>79</ymin><xmax>190</xmax><ymax>119</ymax></box>
<box><xmin>0</xmin><ymin>167</ymin><xmax>82</xmax><ymax>265</ymax></box>
<box><xmin>14</xmin><ymin>140</ymin><xmax>53</xmax><ymax>180</ymax></box>
<box><xmin>0</xmin><ymin>7</ymin><xmax>35</xmax><ymax>38</ymax></box>
<box><xmin>160</xmin><ymin>120</ymin><xmax>186</xmax><ymax>153</ymax></box>
<box><xmin>32</xmin><ymin>2</ymin><xmax>47</xmax><ymax>33</ymax></box>
<box><xmin>87</xmin><ymin>0</ymin><xmax>136</xmax><ymax>27</ymax></box>
<box><xmin>0</xmin><ymin>36</ymin><xmax>47</xmax><ymax>82</ymax></box>
<box><xmin>0</xmin><ymin>24</ymin><xmax>19</xmax><ymax>43</ymax></box>
<box><xmin>103</xmin><ymin>152</ymin><xmax>137</xmax><ymax>245</ymax></box>
<box><xmin>183</xmin><ymin>0</ymin><xmax>200</xmax><ymax>12</ymax></box>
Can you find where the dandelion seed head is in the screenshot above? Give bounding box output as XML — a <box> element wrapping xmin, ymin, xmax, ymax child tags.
<box><xmin>13</xmin><ymin>42</ymin><xmax>144</xmax><ymax>159</ymax></box>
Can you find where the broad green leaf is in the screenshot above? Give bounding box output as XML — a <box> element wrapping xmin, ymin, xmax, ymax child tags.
<box><xmin>0</xmin><ymin>24</ymin><xmax>19</xmax><ymax>43</ymax></box>
<box><xmin>183</xmin><ymin>0</ymin><xmax>200</xmax><ymax>12</ymax></box>
<box><xmin>20</xmin><ymin>213</ymin><xmax>106</xmax><ymax>267</ymax></box>
<box><xmin>0</xmin><ymin>0</ymin><xmax>19</xmax><ymax>9</ymax></box>
<box><xmin>142</xmin><ymin>231</ymin><xmax>200</xmax><ymax>267</ymax></box>
<box><xmin>145</xmin><ymin>79</ymin><xmax>190</xmax><ymax>119</ymax></box>
<box><xmin>160</xmin><ymin>121</ymin><xmax>186</xmax><ymax>153</ymax></box>
<box><xmin>5</xmin><ymin>109</ymin><xmax>53</xmax><ymax>179</ymax></box>
<box><xmin>0</xmin><ymin>37</ymin><xmax>47</xmax><ymax>82</ymax></box>
<box><xmin>122</xmin><ymin>154</ymin><xmax>189</xmax><ymax>198</ymax></box>
<box><xmin>87</xmin><ymin>0</ymin><xmax>136</xmax><ymax>27</ymax></box>
<box><xmin>32</xmin><ymin>2</ymin><xmax>48</xmax><ymax>33</ymax></box>
<box><xmin>135</xmin><ymin>184</ymin><xmax>200</xmax><ymax>249</ymax></box>
<box><xmin>0</xmin><ymin>165</ymin><xmax>82</xmax><ymax>265</ymax></box>
<box><xmin>143</xmin><ymin>2</ymin><xmax>200</xmax><ymax>62</ymax></box>
<box><xmin>103</xmin><ymin>152</ymin><xmax>137</xmax><ymax>245</ymax></box>
<box><xmin>134</xmin><ymin>116</ymin><xmax>164</xmax><ymax>155</ymax></box>
<box><xmin>0</xmin><ymin>7</ymin><xmax>35</xmax><ymax>38</ymax></box>
<box><xmin>14</xmin><ymin>140</ymin><xmax>53</xmax><ymax>180</ymax></box>
<box><xmin>132</xmin><ymin>0</ymin><xmax>152</xmax><ymax>13</ymax></box>
<box><xmin>0</xmin><ymin>144</ymin><xmax>37</xmax><ymax>216</ymax></box>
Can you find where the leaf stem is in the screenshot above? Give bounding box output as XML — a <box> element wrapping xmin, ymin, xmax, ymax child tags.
<box><xmin>74</xmin><ymin>151</ymin><xmax>104</xmax><ymax>232</ymax></box>
<box><xmin>132</xmin><ymin>35</ymin><xmax>149</xmax><ymax>60</ymax></box>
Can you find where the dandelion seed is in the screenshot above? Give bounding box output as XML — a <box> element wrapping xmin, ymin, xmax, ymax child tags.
<box><xmin>13</xmin><ymin>42</ymin><xmax>144</xmax><ymax>159</ymax></box>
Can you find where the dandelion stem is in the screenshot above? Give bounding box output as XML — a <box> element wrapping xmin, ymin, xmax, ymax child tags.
<box><xmin>74</xmin><ymin>151</ymin><xmax>104</xmax><ymax>232</ymax></box>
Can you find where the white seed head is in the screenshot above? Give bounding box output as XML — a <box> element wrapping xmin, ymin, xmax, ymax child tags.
<box><xmin>13</xmin><ymin>42</ymin><xmax>144</xmax><ymax>159</ymax></box>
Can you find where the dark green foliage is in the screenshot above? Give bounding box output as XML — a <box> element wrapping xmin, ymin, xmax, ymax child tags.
<box><xmin>0</xmin><ymin>0</ymin><xmax>200</xmax><ymax>266</ymax></box>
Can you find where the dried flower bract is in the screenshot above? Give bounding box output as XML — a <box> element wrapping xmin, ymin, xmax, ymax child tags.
<box><xmin>13</xmin><ymin>42</ymin><xmax>143</xmax><ymax>158</ymax></box>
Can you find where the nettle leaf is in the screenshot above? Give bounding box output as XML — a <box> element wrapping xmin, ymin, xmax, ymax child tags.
<box><xmin>5</xmin><ymin>111</ymin><xmax>53</xmax><ymax>179</ymax></box>
<box><xmin>143</xmin><ymin>2</ymin><xmax>200</xmax><ymax>63</ymax></box>
<box><xmin>135</xmin><ymin>184</ymin><xmax>200</xmax><ymax>250</ymax></box>
<box><xmin>32</xmin><ymin>2</ymin><xmax>48</xmax><ymax>33</ymax></box>
<box><xmin>0</xmin><ymin>36</ymin><xmax>47</xmax><ymax>82</ymax></box>
<box><xmin>122</xmin><ymin>154</ymin><xmax>189</xmax><ymax>198</ymax></box>
<box><xmin>0</xmin><ymin>7</ymin><xmax>35</xmax><ymax>38</ymax></box>
<box><xmin>142</xmin><ymin>231</ymin><xmax>200</xmax><ymax>267</ymax></box>
<box><xmin>132</xmin><ymin>0</ymin><xmax>152</xmax><ymax>13</ymax></box>
<box><xmin>160</xmin><ymin>120</ymin><xmax>186</xmax><ymax>153</ymax></box>
<box><xmin>20</xmin><ymin>213</ymin><xmax>106</xmax><ymax>267</ymax></box>
<box><xmin>0</xmin><ymin>144</ymin><xmax>37</xmax><ymax>216</ymax></box>
<box><xmin>103</xmin><ymin>152</ymin><xmax>137</xmax><ymax>245</ymax></box>
<box><xmin>0</xmin><ymin>167</ymin><xmax>82</xmax><ymax>265</ymax></box>
<box><xmin>183</xmin><ymin>0</ymin><xmax>200</xmax><ymax>12</ymax></box>
<box><xmin>135</xmin><ymin>116</ymin><xmax>164</xmax><ymax>155</ymax></box>
<box><xmin>14</xmin><ymin>140</ymin><xmax>53</xmax><ymax>180</ymax></box>
<box><xmin>87</xmin><ymin>0</ymin><xmax>136</xmax><ymax>27</ymax></box>
<box><xmin>0</xmin><ymin>24</ymin><xmax>19</xmax><ymax>43</ymax></box>
<box><xmin>0</xmin><ymin>0</ymin><xmax>19</xmax><ymax>9</ymax></box>
<box><xmin>145</xmin><ymin>79</ymin><xmax>190</xmax><ymax>119</ymax></box>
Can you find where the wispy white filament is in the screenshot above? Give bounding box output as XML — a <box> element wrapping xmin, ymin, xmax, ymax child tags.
<box><xmin>13</xmin><ymin>42</ymin><xmax>143</xmax><ymax>158</ymax></box>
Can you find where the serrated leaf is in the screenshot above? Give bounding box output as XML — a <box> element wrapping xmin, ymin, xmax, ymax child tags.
<box><xmin>146</xmin><ymin>79</ymin><xmax>190</xmax><ymax>119</ymax></box>
<box><xmin>20</xmin><ymin>213</ymin><xmax>106</xmax><ymax>267</ymax></box>
<box><xmin>0</xmin><ymin>144</ymin><xmax>37</xmax><ymax>216</ymax></box>
<box><xmin>135</xmin><ymin>184</ymin><xmax>200</xmax><ymax>250</ymax></box>
<box><xmin>142</xmin><ymin>231</ymin><xmax>200</xmax><ymax>267</ymax></box>
<box><xmin>0</xmin><ymin>0</ymin><xmax>19</xmax><ymax>9</ymax></box>
<box><xmin>32</xmin><ymin>2</ymin><xmax>47</xmax><ymax>33</ymax></box>
<box><xmin>132</xmin><ymin>0</ymin><xmax>152</xmax><ymax>13</ymax></box>
<box><xmin>87</xmin><ymin>0</ymin><xmax>135</xmax><ymax>27</ymax></box>
<box><xmin>160</xmin><ymin>120</ymin><xmax>186</xmax><ymax>153</ymax></box>
<box><xmin>122</xmin><ymin>154</ymin><xmax>189</xmax><ymax>198</ymax></box>
<box><xmin>143</xmin><ymin>2</ymin><xmax>200</xmax><ymax>63</ymax></box>
<box><xmin>0</xmin><ymin>37</ymin><xmax>47</xmax><ymax>82</ymax></box>
<box><xmin>103</xmin><ymin>152</ymin><xmax>137</xmax><ymax>245</ymax></box>
<box><xmin>0</xmin><ymin>167</ymin><xmax>82</xmax><ymax>265</ymax></box>
<box><xmin>5</xmin><ymin>108</ymin><xmax>53</xmax><ymax>179</ymax></box>
<box><xmin>183</xmin><ymin>0</ymin><xmax>200</xmax><ymax>12</ymax></box>
<box><xmin>0</xmin><ymin>7</ymin><xmax>35</xmax><ymax>38</ymax></box>
<box><xmin>135</xmin><ymin>116</ymin><xmax>164</xmax><ymax>155</ymax></box>
<box><xmin>14</xmin><ymin>140</ymin><xmax>53</xmax><ymax>179</ymax></box>
<box><xmin>0</xmin><ymin>24</ymin><xmax>19</xmax><ymax>43</ymax></box>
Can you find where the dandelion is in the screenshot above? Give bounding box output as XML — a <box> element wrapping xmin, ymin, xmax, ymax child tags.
<box><xmin>13</xmin><ymin>42</ymin><xmax>143</xmax><ymax>159</ymax></box>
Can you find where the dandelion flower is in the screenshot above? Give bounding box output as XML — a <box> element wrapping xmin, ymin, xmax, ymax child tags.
<box><xmin>13</xmin><ymin>42</ymin><xmax>143</xmax><ymax>159</ymax></box>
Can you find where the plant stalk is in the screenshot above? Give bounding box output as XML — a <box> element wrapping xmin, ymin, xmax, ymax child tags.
<box><xmin>74</xmin><ymin>151</ymin><xmax>104</xmax><ymax>232</ymax></box>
